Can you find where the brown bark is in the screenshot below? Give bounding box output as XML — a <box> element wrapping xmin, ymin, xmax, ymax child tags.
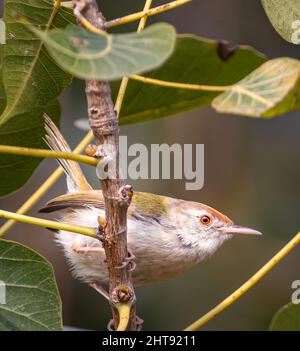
<box><xmin>73</xmin><ymin>0</ymin><xmax>137</xmax><ymax>330</ymax></box>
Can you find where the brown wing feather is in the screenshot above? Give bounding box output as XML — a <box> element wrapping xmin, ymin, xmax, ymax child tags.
<box><xmin>39</xmin><ymin>190</ymin><xmax>170</xmax><ymax>221</ymax></box>
<box><xmin>39</xmin><ymin>191</ymin><xmax>104</xmax><ymax>213</ymax></box>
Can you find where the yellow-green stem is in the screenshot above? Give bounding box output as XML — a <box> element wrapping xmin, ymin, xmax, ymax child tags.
<box><xmin>0</xmin><ymin>145</ymin><xmax>98</xmax><ymax>166</ymax></box>
<box><xmin>114</xmin><ymin>0</ymin><xmax>153</xmax><ymax>117</ymax></box>
<box><xmin>106</xmin><ymin>0</ymin><xmax>192</xmax><ymax>28</ymax></box>
<box><xmin>184</xmin><ymin>230</ymin><xmax>300</xmax><ymax>331</ymax></box>
<box><xmin>130</xmin><ymin>74</ymin><xmax>231</xmax><ymax>92</ymax></box>
<box><xmin>0</xmin><ymin>209</ymin><xmax>96</xmax><ymax>238</ymax></box>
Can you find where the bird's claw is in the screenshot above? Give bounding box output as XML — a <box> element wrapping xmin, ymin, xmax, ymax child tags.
<box><xmin>116</xmin><ymin>250</ymin><xmax>136</xmax><ymax>272</ymax></box>
<box><xmin>107</xmin><ymin>319</ymin><xmax>115</xmax><ymax>331</ymax></box>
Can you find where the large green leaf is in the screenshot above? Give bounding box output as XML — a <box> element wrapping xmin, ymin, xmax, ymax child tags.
<box><xmin>270</xmin><ymin>303</ymin><xmax>300</xmax><ymax>331</ymax></box>
<box><xmin>0</xmin><ymin>239</ymin><xmax>62</xmax><ymax>331</ymax></box>
<box><xmin>262</xmin><ymin>0</ymin><xmax>300</xmax><ymax>44</ymax></box>
<box><xmin>35</xmin><ymin>23</ymin><xmax>176</xmax><ymax>80</ymax></box>
<box><xmin>108</xmin><ymin>35</ymin><xmax>266</xmax><ymax>124</ymax></box>
<box><xmin>0</xmin><ymin>0</ymin><xmax>74</xmax><ymax>196</ymax></box>
<box><xmin>212</xmin><ymin>58</ymin><xmax>300</xmax><ymax>118</ymax></box>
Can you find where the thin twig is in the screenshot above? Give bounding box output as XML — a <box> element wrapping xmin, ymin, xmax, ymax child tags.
<box><xmin>114</xmin><ymin>0</ymin><xmax>154</xmax><ymax>117</ymax></box>
<box><xmin>0</xmin><ymin>145</ymin><xmax>98</xmax><ymax>166</ymax></box>
<box><xmin>106</xmin><ymin>0</ymin><xmax>192</xmax><ymax>28</ymax></box>
<box><xmin>184</xmin><ymin>230</ymin><xmax>300</xmax><ymax>331</ymax></box>
<box><xmin>130</xmin><ymin>74</ymin><xmax>231</xmax><ymax>92</ymax></box>
<box><xmin>0</xmin><ymin>209</ymin><xmax>96</xmax><ymax>237</ymax></box>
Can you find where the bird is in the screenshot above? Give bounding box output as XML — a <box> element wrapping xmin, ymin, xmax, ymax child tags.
<box><xmin>40</xmin><ymin>116</ymin><xmax>262</xmax><ymax>296</ymax></box>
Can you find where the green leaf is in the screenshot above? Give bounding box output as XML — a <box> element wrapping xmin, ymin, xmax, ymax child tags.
<box><xmin>0</xmin><ymin>0</ymin><xmax>75</xmax><ymax>196</ymax></box>
<box><xmin>36</xmin><ymin>23</ymin><xmax>176</xmax><ymax>80</ymax></box>
<box><xmin>0</xmin><ymin>239</ymin><xmax>62</xmax><ymax>331</ymax></box>
<box><xmin>108</xmin><ymin>35</ymin><xmax>266</xmax><ymax>124</ymax></box>
<box><xmin>212</xmin><ymin>58</ymin><xmax>300</xmax><ymax>118</ymax></box>
<box><xmin>270</xmin><ymin>303</ymin><xmax>300</xmax><ymax>331</ymax></box>
<box><xmin>262</xmin><ymin>0</ymin><xmax>300</xmax><ymax>44</ymax></box>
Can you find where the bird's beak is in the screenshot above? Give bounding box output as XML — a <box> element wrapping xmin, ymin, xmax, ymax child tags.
<box><xmin>223</xmin><ymin>225</ymin><xmax>262</xmax><ymax>236</ymax></box>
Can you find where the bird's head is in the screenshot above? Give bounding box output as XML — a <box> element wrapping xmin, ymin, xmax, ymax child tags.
<box><xmin>170</xmin><ymin>200</ymin><xmax>262</xmax><ymax>257</ymax></box>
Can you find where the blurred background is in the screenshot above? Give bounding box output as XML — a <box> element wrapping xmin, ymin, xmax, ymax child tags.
<box><xmin>1</xmin><ymin>0</ymin><xmax>300</xmax><ymax>330</ymax></box>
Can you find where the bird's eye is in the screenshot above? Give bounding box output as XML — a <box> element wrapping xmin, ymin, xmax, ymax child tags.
<box><xmin>200</xmin><ymin>215</ymin><xmax>211</xmax><ymax>225</ymax></box>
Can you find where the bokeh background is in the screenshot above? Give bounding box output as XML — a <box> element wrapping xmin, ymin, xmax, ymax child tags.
<box><xmin>1</xmin><ymin>0</ymin><xmax>300</xmax><ymax>330</ymax></box>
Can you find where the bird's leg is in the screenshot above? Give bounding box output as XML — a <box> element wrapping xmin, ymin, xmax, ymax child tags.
<box><xmin>116</xmin><ymin>249</ymin><xmax>136</xmax><ymax>272</ymax></box>
<box><xmin>90</xmin><ymin>282</ymin><xmax>109</xmax><ymax>300</ymax></box>
<box><xmin>135</xmin><ymin>315</ymin><xmax>144</xmax><ymax>331</ymax></box>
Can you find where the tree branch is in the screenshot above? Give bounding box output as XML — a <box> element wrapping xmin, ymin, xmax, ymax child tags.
<box><xmin>72</xmin><ymin>0</ymin><xmax>137</xmax><ymax>331</ymax></box>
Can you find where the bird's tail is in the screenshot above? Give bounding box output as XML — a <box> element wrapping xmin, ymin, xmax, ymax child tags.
<box><xmin>44</xmin><ymin>114</ymin><xmax>92</xmax><ymax>193</ymax></box>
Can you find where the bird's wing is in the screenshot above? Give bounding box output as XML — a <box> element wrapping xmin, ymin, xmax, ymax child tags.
<box><xmin>40</xmin><ymin>190</ymin><xmax>170</xmax><ymax>221</ymax></box>
<box><xmin>39</xmin><ymin>191</ymin><xmax>104</xmax><ymax>213</ymax></box>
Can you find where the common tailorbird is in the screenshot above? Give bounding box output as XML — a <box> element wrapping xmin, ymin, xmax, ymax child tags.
<box><xmin>40</xmin><ymin>116</ymin><xmax>262</xmax><ymax>294</ymax></box>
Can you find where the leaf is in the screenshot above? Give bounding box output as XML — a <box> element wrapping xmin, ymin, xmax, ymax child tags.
<box><xmin>0</xmin><ymin>239</ymin><xmax>62</xmax><ymax>331</ymax></box>
<box><xmin>212</xmin><ymin>58</ymin><xmax>300</xmax><ymax>118</ymax></box>
<box><xmin>36</xmin><ymin>23</ymin><xmax>176</xmax><ymax>80</ymax></box>
<box><xmin>262</xmin><ymin>0</ymin><xmax>300</xmax><ymax>44</ymax></box>
<box><xmin>270</xmin><ymin>303</ymin><xmax>300</xmax><ymax>331</ymax></box>
<box><xmin>108</xmin><ymin>36</ymin><xmax>266</xmax><ymax>124</ymax></box>
<box><xmin>0</xmin><ymin>0</ymin><xmax>75</xmax><ymax>196</ymax></box>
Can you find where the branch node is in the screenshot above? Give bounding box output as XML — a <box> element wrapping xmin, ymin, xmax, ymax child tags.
<box><xmin>94</xmin><ymin>144</ymin><xmax>106</xmax><ymax>158</ymax></box>
<box><xmin>85</xmin><ymin>144</ymin><xmax>97</xmax><ymax>157</ymax></box>
<box><xmin>112</xmin><ymin>285</ymin><xmax>135</xmax><ymax>304</ymax></box>
<box><xmin>96</xmin><ymin>216</ymin><xmax>107</xmax><ymax>242</ymax></box>
<box><xmin>119</xmin><ymin>185</ymin><xmax>134</xmax><ymax>206</ymax></box>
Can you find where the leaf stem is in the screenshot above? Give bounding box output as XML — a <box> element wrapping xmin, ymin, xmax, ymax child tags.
<box><xmin>0</xmin><ymin>145</ymin><xmax>98</xmax><ymax>166</ymax></box>
<box><xmin>106</xmin><ymin>0</ymin><xmax>192</xmax><ymax>28</ymax></box>
<box><xmin>130</xmin><ymin>74</ymin><xmax>231</xmax><ymax>92</ymax></box>
<box><xmin>184</xmin><ymin>230</ymin><xmax>300</xmax><ymax>331</ymax></box>
<box><xmin>114</xmin><ymin>0</ymin><xmax>154</xmax><ymax>117</ymax></box>
<box><xmin>0</xmin><ymin>131</ymin><xmax>94</xmax><ymax>238</ymax></box>
<box><xmin>0</xmin><ymin>209</ymin><xmax>97</xmax><ymax>238</ymax></box>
